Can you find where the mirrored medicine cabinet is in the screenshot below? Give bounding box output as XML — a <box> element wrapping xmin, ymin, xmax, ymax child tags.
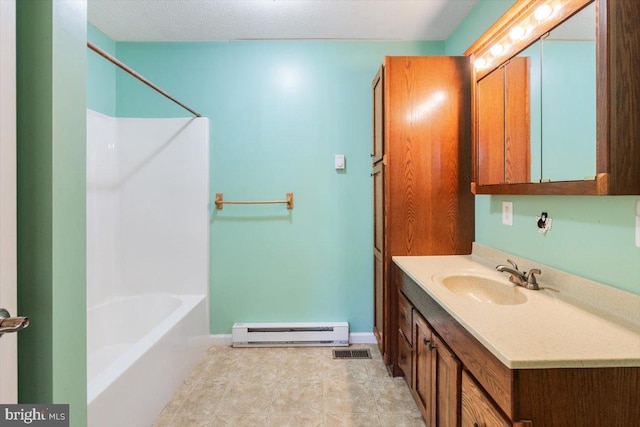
<box><xmin>466</xmin><ymin>0</ymin><xmax>640</xmax><ymax>195</ymax></box>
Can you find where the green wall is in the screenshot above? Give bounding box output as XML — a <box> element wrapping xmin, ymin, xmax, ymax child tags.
<box><xmin>17</xmin><ymin>0</ymin><xmax>87</xmax><ymax>425</ymax></box>
<box><xmin>110</xmin><ymin>40</ymin><xmax>444</xmax><ymax>333</ymax></box>
<box><xmin>87</xmin><ymin>23</ymin><xmax>116</xmax><ymax>115</ymax></box>
<box><xmin>447</xmin><ymin>0</ymin><xmax>640</xmax><ymax>294</ymax></box>
<box><xmin>445</xmin><ymin>0</ymin><xmax>517</xmax><ymax>56</ymax></box>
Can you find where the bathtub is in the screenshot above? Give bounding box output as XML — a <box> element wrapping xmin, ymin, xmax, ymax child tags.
<box><xmin>87</xmin><ymin>293</ymin><xmax>209</xmax><ymax>427</ymax></box>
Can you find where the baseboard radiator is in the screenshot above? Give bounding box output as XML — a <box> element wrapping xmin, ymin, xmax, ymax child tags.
<box><xmin>231</xmin><ymin>322</ymin><xmax>349</xmax><ymax>347</ymax></box>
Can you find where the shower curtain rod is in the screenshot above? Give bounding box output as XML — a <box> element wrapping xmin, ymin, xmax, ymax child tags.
<box><xmin>87</xmin><ymin>41</ymin><xmax>202</xmax><ymax>117</ymax></box>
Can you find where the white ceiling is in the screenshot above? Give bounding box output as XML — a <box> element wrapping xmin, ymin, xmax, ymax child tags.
<box><xmin>88</xmin><ymin>0</ymin><xmax>479</xmax><ymax>42</ymax></box>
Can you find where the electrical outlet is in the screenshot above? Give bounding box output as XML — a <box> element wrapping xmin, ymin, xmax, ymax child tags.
<box><xmin>502</xmin><ymin>201</ymin><xmax>513</xmax><ymax>226</ymax></box>
<box><xmin>537</xmin><ymin>216</ymin><xmax>552</xmax><ymax>235</ymax></box>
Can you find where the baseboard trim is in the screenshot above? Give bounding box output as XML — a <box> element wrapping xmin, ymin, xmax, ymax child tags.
<box><xmin>349</xmin><ymin>332</ymin><xmax>377</xmax><ymax>344</ymax></box>
<box><xmin>209</xmin><ymin>332</ymin><xmax>377</xmax><ymax>346</ymax></box>
<box><xmin>210</xmin><ymin>334</ymin><xmax>232</xmax><ymax>346</ymax></box>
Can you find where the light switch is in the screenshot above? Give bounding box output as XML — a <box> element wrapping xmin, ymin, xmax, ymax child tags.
<box><xmin>335</xmin><ymin>154</ymin><xmax>345</xmax><ymax>170</ymax></box>
<box><xmin>502</xmin><ymin>201</ymin><xmax>513</xmax><ymax>226</ymax></box>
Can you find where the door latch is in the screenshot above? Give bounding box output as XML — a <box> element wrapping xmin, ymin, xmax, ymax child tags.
<box><xmin>0</xmin><ymin>308</ymin><xmax>29</xmax><ymax>337</ymax></box>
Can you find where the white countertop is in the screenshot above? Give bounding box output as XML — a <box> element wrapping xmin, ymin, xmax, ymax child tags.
<box><xmin>393</xmin><ymin>251</ymin><xmax>640</xmax><ymax>369</ymax></box>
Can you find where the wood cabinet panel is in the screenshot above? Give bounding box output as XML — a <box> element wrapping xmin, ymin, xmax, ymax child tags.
<box><xmin>397</xmin><ymin>329</ymin><xmax>413</xmax><ymax>384</ymax></box>
<box><xmin>373</xmin><ymin>164</ymin><xmax>383</xmax><ymax>254</ymax></box>
<box><xmin>504</xmin><ymin>57</ymin><xmax>530</xmax><ymax>184</ymax></box>
<box><xmin>372</xmin><ymin>66</ymin><xmax>384</xmax><ymax>163</ymax></box>
<box><xmin>398</xmin><ymin>291</ymin><xmax>413</xmax><ymax>345</ymax></box>
<box><xmin>373</xmin><ymin>163</ymin><xmax>384</xmax><ymax>353</ymax></box>
<box><xmin>434</xmin><ymin>334</ymin><xmax>461</xmax><ymax>427</ymax></box>
<box><xmin>413</xmin><ymin>311</ymin><xmax>436</xmax><ymax>427</ymax></box>
<box><xmin>461</xmin><ymin>370</ymin><xmax>510</xmax><ymax>427</ymax></box>
<box><xmin>372</xmin><ymin>56</ymin><xmax>474</xmax><ymax>370</ymax></box>
<box><xmin>477</xmin><ymin>67</ymin><xmax>504</xmax><ymax>185</ymax></box>
<box><xmin>384</xmin><ymin>56</ymin><xmax>473</xmax><ymax>257</ymax></box>
<box><xmin>373</xmin><ymin>250</ymin><xmax>384</xmax><ymax>352</ymax></box>
<box><xmin>514</xmin><ymin>367</ymin><xmax>640</xmax><ymax>424</ymax></box>
<box><xmin>602</xmin><ymin>0</ymin><xmax>640</xmax><ymax>194</ymax></box>
<box><xmin>477</xmin><ymin>58</ymin><xmax>531</xmax><ymax>186</ymax></box>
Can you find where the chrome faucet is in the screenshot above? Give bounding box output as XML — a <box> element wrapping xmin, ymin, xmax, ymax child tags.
<box><xmin>496</xmin><ymin>259</ymin><xmax>541</xmax><ymax>290</ymax></box>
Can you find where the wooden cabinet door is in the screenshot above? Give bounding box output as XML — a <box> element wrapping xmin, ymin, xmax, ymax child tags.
<box><xmin>413</xmin><ymin>312</ymin><xmax>436</xmax><ymax>427</ymax></box>
<box><xmin>372</xmin><ymin>163</ymin><xmax>384</xmax><ymax>352</ymax></box>
<box><xmin>434</xmin><ymin>334</ymin><xmax>461</xmax><ymax>427</ymax></box>
<box><xmin>477</xmin><ymin>67</ymin><xmax>505</xmax><ymax>185</ymax></box>
<box><xmin>461</xmin><ymin>370</ymin><xmax>510</xmax><ymax>427</ymax></box>
<box><xmin>504</xmin><ymin>57</ymin><xmax>531</xmax><ymax>184</ymax></box>
<box><xmin>372</xmin><ymin>65</ymin><xmax>384</xmax><ymax>163</ymax></box>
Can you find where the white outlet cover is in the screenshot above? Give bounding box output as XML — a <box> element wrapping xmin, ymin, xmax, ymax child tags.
<box><xmin>502</xmin><ymin>201</ymin><xmax>513</xmax><ymax>226</ymax></box>
<box><xmin>537</xmin><ymin>216</ymin><xmax>552</xmax><ymax>235</ymax></box>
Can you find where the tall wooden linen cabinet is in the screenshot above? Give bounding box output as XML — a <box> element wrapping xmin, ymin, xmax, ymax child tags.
<box><xmin>372</xmin><ymin>56</ymin><xmax>474</xmax><ymax>373</ymax></box>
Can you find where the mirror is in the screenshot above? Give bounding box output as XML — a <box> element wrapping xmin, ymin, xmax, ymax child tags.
<box><xmin>541</xmin><ymin>3</ymin><xmax>596</xmax><ymax>181</ymax></box>
<box><xmin>475</xmin><ymin>2</ymin><xmax>596</xmax><ymax>186</ymax></box>
<box><xmin>477</xmin><ymin>41</ymin><xmax>541</xmax><ymax>185</ymax></box>
<box><xmin>519</xmin><ymin>42</ymin><xmax>542</xmax><ymax>183</ymax></box>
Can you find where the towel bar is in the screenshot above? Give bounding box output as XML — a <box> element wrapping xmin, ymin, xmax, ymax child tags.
<box><xmin>215</xmin><ymin>192</ymin><xmax>294</xmax><ymax>210</ymax></box>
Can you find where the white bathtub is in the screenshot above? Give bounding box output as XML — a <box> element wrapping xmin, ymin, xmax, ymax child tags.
<box><xmin>87</xmin><ymin>293</ymin><xmax>209</xmax><ymax>427</ymax></box>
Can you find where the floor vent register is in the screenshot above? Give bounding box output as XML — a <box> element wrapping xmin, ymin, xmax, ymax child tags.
<box><xmin>332</xmin><ymin>349</ymin><xmax>372</xmax><ymax>359</ymax></box>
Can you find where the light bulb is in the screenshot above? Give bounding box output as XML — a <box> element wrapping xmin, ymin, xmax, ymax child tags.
<box><xmin>490</xmin><ymin>43</ymin><xmax>504</xmax><ymax>56</ymax></box>
<box><xmin>509</xmin><ymin>26</ymin><xmax>526</xmax><ymax>41</ymax></box>
<box><xmin>474</xmin><ymin>57</ymin><xmax>487</xmax><ymax>70</ymax></box>
<box><xmin>534</xmin><ymin>4</ymin><xmax>553</xmax><ymax>21</ymax></box>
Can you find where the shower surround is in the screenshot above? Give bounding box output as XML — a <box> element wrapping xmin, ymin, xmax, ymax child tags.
<box><xmin>86</xmin><ymin>109</ymin><xmax>210</xmax><ymax>427</ymax></box>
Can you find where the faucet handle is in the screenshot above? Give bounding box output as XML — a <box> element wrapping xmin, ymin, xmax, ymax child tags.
<box><xmin>526</xmin><ymin>269</ymin><xmax>542</xmax><ymax>289</ymax></box>
<box><xmin>507</xmin><ymin>259</ymin><xmax>519</xmax><ymax>270</ymax></box>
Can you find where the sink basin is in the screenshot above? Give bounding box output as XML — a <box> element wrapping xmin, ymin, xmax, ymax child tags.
<box><xmin>435</xmin><ymin>274</ymin><xmax>528</xmax><ymax>305</ymax></box>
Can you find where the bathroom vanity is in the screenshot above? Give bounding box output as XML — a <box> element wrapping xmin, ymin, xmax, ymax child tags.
<box><xmin>393</xmin><ymin>245</ymin><xmax>640</xmax><ymax>426</ymax></box>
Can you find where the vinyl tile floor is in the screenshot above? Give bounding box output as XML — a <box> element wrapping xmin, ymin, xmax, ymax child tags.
<box><xmin>152</xmin><ymin>344</ymin><xmax>425</xmax><ymax>427</ymax></box>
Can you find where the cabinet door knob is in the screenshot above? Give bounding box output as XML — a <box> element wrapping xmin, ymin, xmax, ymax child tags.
<box><xmin>423</xmin><ymin>338</ymin><xmax>430</xmax><ymax>345</ymax></box>
<box><xmin>473</xmin><ymin>423</ymin><xmax>479</xmax><ymax>427</ymax></box>
<box><xmin>400</xmin><ymin>354</ymin><xmax>406</xmax><ymax>361</ymax></box>
<box><xmin>370</xmin><ymin>153</ymin><xmax>375</xmax><ymax>158</ymax></box>
<box><xmin>428</xmin><ymin>343</ymin><xmax>436</xmax><ymax>351</ymax></box>
<box><xmin>400</xmin><ymin>313</ymin><xmax>406</xmax><ymax>320</ymax></box>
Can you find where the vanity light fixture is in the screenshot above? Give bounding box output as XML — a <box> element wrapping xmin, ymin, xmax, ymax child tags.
<box><xmin>490</xmin><ymin>43</ymin><xmax>505</xmax><ymax>56</ymax></box>
<box><xmin>469</xmin><ymin>0</ymin><xmax>584</xmax><ymax>74</ymax></box>
<box><xmin>509</xmin><ymin>25</ymin><xmax>526</xmax><ymax>41</ymax></box>
<box><xmin>473</xmin><ymin>57</ymin><xmax>488</xmax><ymax>70</ymax></box>
<box><xmin>534</xmin><ymin>4</ymin><xmax>554</xmax><ymax>21</ymax></box>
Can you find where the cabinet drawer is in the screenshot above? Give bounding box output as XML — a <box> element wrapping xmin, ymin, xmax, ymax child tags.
<box><xmin>397</xmin><ymin>330</ymin><xmax>413</xmax><ymax>383</ymax></box>
<box><xmin>398</xmin><ymin>291</ymin><xmax>413</xmax><ymax>346</ymax></box>
<box><xmin>461</xmin><ymin>370</ymin><xmax>510</xmax><ymax>427</ymax></box>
